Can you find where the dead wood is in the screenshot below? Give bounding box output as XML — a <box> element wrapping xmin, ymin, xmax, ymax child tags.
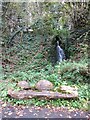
<box><xmin>8</xmin><ymin>89</ymin><xmax>78</xmax><ymax>100</ymax></box>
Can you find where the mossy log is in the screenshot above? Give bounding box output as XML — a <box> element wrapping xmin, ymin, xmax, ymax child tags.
<box><xmin>8</xmin><ymin>89</ymin><xmax>78</xmax><ymax>100</ymax></box>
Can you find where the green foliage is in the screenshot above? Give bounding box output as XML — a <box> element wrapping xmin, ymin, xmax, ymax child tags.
<box><xmin>1</xmin><ymin>2</ymin><xmax>89</xmax><ymax>111</ymax></box>
<box><xmin>1</xmin><ymin>55</ymin><xmax>89</xmax><ymax>110</ymax></box>
<box><xmin>1</xmin><ymin>29</ymin><xmax>89</xmax><ymax>111</ymax></box>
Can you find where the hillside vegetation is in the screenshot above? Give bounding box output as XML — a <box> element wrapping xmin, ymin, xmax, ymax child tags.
<box><xmin>0</xmin><ymin>2</ymin><xmax>89</xmax><ymax>110</ymax></box>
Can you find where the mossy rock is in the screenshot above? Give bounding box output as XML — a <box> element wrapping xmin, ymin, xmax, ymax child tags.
<box><xmin>17</xmin><ymin>81</ymin><xmax>30</xmax><ymax>89</ymax></box>
<box><xmin>35</xmin><ymin>80</ymin><xmax>54</xmax><ymax>91</ymax></box>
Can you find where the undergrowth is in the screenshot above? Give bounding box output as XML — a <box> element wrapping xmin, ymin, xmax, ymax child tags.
<box><xmin>1</xmin><ymin>39</ymin><xmax>89</xmax><ymax>111</ymax></box>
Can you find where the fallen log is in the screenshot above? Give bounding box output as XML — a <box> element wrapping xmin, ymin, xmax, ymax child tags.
<box><xmin>8</xmin><ymin>89</ymin><xmax>78</xmax><ymax>100</ymax></box>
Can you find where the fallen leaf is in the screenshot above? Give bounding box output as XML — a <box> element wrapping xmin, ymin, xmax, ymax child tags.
<box><xmin>8</xmin><ymin>112</ymin><xmax>12</xmax><ymax>116</ymax></box>
<box><xmin>29</xmin><ymin>109</ymin><xmax>32</xmax><ymax>113</ymax></box>
<box><xmin>59</xmin><ymin>114</ymin><xmax>63</xmax><ymax>117</ymax></box>
<box><xmin>2</xmin><ymin>103</ymin><xmax>7</xmax><ymax>107</ymax></box>
<box><xmin>68</xmin><ymin>115</ymin><xmax>72</xmax><ymax>118</ymax></box>
<box><xmin>74</xmin><ymin>114</ymin><xmax>77</xmax><ymax>116</ymax></box>
<box><xmin>33</xmin><ymin>113</ymin><xmax>38</xmax><ymax>116</ymax></box>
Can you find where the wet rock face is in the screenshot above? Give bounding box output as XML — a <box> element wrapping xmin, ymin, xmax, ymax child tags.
<box><xmin>35</xmin><ymin>80</ymin><xmax>54</xmax><ymax>91</ymax></box>
<box><xmin>17</xmin><ymin>81</ymin><xmax>30</xmax><ymax>89</ymax></box>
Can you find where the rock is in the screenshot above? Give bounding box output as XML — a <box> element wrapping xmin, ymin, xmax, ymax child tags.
<box><xmin>60</xmin><ymin>85</ymin><xmax>78</xmax><ymax>95</ymax></box>
<box><xmin>35</xmin><ymin>80</ymin><xmax>54</xmax><ymax>91</ymax></box>
<box><xmin>17</xmin><ymin>81</ymin><xmax>30</xmax><ymax>89</ymax></box>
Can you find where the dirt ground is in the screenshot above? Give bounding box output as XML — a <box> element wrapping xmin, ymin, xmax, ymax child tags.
<box><xmin>0</xmin><ymin>100</ymin><xmax>89</xmax><ymax>120</ymax></box>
